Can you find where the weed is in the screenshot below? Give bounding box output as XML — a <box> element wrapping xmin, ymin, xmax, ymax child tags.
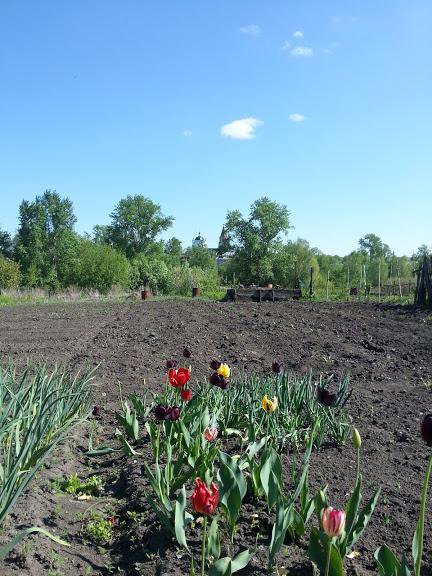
<box><xmin>53</xmin><ymin>473</ymin><xmax>102</xmax><ymax>497</ymax></box>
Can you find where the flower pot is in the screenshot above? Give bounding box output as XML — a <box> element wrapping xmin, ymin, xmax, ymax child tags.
<box><xmin>192</xmin><ymin>287</ymin><xmax>201</xmax><ymax>298</ymax></box>
<box><xmin>141</xmin><ymin>289</ymin><xmax>152</xmax><ymax>300</ymax></box>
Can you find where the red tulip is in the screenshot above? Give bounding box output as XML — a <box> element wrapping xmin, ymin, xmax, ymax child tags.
<box><xmin>168</xmin><ymin>367</ymin><xmax>191</xmax><ymax>388</ymax></box>
<box><xmin>181</xmin><ymin>388</ymin><xmax>193</xmax><ymax>402</ymax></box>
<box><xmin>191</xmin><ymin>478</ymin><xmax>219</xmax><ymax>515</ymax></box>
<box><xmin>321</xmin><ymin>507</ymin><xmax>346</xmax><ymax>538</ymax></box>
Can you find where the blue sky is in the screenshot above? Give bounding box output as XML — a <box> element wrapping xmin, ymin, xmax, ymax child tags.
<box><xmin>0</xmin><ymin>0</ymin><xmax>431</xmax><ymax>255</ymax></box>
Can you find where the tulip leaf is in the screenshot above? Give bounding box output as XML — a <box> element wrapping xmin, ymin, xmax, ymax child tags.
<box><xmin>268</xmin><ymin>500</ymin><xmax>295</xmax><ymax>569</ymax></box>
<box><xmin>207</xmin><ymin>516</ymin><xmax>221</xmax><ymax>561</ymax></box>
<box><xmin>217</xmin><ymin>452</ymin><xmax>245</xmax><ymax>532</ymax></box>
<box><xmin>231</xmin><ymin>548</ymin><xmax>255</xmax><ymax>572</ymax></box>
<box><xmin>174</xmin><ymin>485</ymin><xmax>189</xmax><ymax>551</ymax></box>
<box><xmin>208</xmin><ymin>557</ymin><xmax>232</xmax><ymax>576</ymax></box>
<box><xmin>309</xmin><ymin>528</ymin><xmax>344</xmax><ymax>576</ymax></box>
<box><xmin>344</xmin><ymin>474</ymin><xmax>362</xmax><ymax>544</ymax></box>
<box><xmin>260</xmin><ymin>446</ymin><xmax>282</xmax><ymax>510</ymax></box>
<box><xmin>349</xmin><ymin>487</ymin><xmax>380</xmax><ymax>550</ymax></box>
<box><xmin>115</xmin><ymin>429</ymin><xmax>141</xmax><ymax>456</ymax></box>
<box><xmin>374</xmin><ymin>545</ymin><xmax>404</xmax><ymax>576</ymax></box>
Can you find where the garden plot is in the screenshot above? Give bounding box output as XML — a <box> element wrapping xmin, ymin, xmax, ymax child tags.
<box><xmin>0</xmin><ymin>300</ymin><xmax>431</xmax><ymax>576</ymax></box>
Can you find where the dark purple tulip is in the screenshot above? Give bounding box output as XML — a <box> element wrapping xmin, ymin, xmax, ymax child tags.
<box><xmin>272</xmin><ymin>361</ymin><xmax>282</xmax><ymax>374</ymax></box>
<box><xmin>316</xmin><ymin>387</ymin><xmax>337</xmax><ymax>407</ymax></box>
<box><xmin>210</xmin><ymin>359</ymin><xmax>221</xmax><ymax>371</ymax></box>
<box><xmin>92</xmin><ymin>405</ymin><xmax>102</xmax><ymax>418</ymax></box>
<box><xmin>166</xmin><ymin>359</ymin><xmax>178</xmax><ymax>369</ymax></box>
<box><xmin>210</xmin><ymin>372</ymin><xmax>228</xmax><ymax>390</ymax></box>
<box><xmin>183</xmin><ymin>348</ymin><xmax>192</xmax><ymax>359</ymax></box>
<box><xmin>154</xmin><ymin>404</ymin><xmax>170</xmax><ymax>420</ymax></box>
<box><xmin>421</xmin><ymin>414</ymin><xmax>432</xmax><ymax>446</ymax></box>
<box><xmin>168</xmin><ymin>406</ymin><xmax>181</xmax><ymax>421</ymax></box>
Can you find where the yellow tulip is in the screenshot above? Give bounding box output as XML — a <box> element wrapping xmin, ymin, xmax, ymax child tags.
<box><xmin>217</xmin><ymin>363</ymin><xmax>230</xmax><ymax>378</ymax></box>
<box><xmin>262</xmin><ymin>395</ymin><xmax>278</xmax><ymax>413</ymax></box>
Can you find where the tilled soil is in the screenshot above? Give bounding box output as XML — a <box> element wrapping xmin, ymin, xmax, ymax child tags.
<box><xmin>0</xmin><ymin>300</ymin><xmax>431</xmax><ymax>576</ymax></box>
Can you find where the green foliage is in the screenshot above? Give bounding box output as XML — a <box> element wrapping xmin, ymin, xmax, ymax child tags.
<box><xmin>16</xmin><ymin>190</ymin><xmax>77</xmax><ymax>288</ymax></box>
<box><xmin>224</xmin><ymin>197</ymin><xmax>291</xmax><ymax>284</ymax></box>
<box><xmin>0</xmin><ymin>257</ymin><xmax>21</xmax><ymax>289</ymax></box>
<box><xmin>85</xmin><ymin>512</ymin><xmax>114</xmax><ymax>544</ymax></box>
<box><xmin>105</xmin><ymin>195</ymin><xmax>174</xmax><ymax>258</ymax></box>
<box><xmin>359</xmin><ymin>233</ymin><xmax>391</xmax><ymax>260</ymax></box>
<box><xmin>0</xmin><ymin>363</ymin><xmax>93</xmax><ymax>557</ymax></box>
<box><xmin>0</xmin><ymin>230</ymin><xmax>14</xmax><ymax>259</ymax></box>
<box><xmin>185</xmin><ymin>245</ymin><xmax>216</xmax><ymax>270</ymax></box>
<box><xmin>130</xmin><ymin>254</ymin><xmax>170</xmax><ymax>293</ymax></box>
<box><xmin>53</xmin><ymin>473</ymin><xmax>101</xmax><ymax>496</ymax></box>
<box><xmin>68</xmin><ymin>238</ymin><xmax>130</xmax><ymax>293</ymax></box>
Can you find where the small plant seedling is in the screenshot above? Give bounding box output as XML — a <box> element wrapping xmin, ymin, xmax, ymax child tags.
<box><xmin>53</xmin><ymin>473</ymin><xmax>102</xmax><ymax>497</ymax></box>
<box><xmin>85</xmin><ymin>512</ymin><xmax>114</xmax><ymax>544</ymax></box>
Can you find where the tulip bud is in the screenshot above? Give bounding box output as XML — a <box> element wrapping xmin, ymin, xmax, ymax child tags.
<box><xmin>321</xmin><ymin>507</ymin><xmax>346</xmax><ymax>538</ymax></box>
<box><xmin>203</xmin><ymin>427</ymin><xmax>218</xmax><ymax>442</ymax></box>
<box><xmin>166</xmin><ymin>359</ymin><xmax>177</xmax><ymax>369</ymax></box>
<box><xmin>153</xmin><ymin>404</ymin><xmax>169</xmax><ymax>420</ymax></box>
<box><xmin>168</xmin><ymin>406</ymin><xmax>181</xmax><ymax>421</ymax></box>
<box><xmin>210</xmin><ymin>359</ymin><xmax>221</xmax><ymax>371</ymax></box>
<box><xmin>216</xmin><ymin>363</ymin><xmax>231</xmax><ymax>379</ymax></box>
<box><xmin>92</xmin><ymin>405</ymin><xmax>102</xmax><ymax>419</ymax></box>
<box><xmin>421</xmin><ymin>414</ymin><xmax>432</xmax><ymax>446</ymax></box>
<box><xmin>183</xmin><ymin>347</ymin><xmax>192</xmax><ymax>358</ymax></box>
<box><xmin>352</xmin><ymin>427</ymin><xmax>362</xmax><ymax>449</ymax></box>
<box><xmin>181</xmin><ymin>388</ymin><xmax>192</xmax><ymax>402</ymax></box>
<box><xmin>191</xmin><ymin>478</ymin><xmax>219</xmax><ymax>515</ymax></box>
<box><xmin>272</xmin><ymin>361</ymin><xmax>282</xmax><ymax>374</ymax></box>
<box><xmin>262</xmin><ymin>395</ymin><xmax>278</xmax><ymax>413</ymax></box>
<box><xmin>316</xmin><ymin>386</ymin><xmax>337</xmax><ymax>407</ymax></box>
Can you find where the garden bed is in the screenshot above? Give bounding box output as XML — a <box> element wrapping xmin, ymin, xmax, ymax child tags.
<box><xmin>0</xmin><ymin>300</ymin><xmax>431</xmax><ymax>575</ymax></box>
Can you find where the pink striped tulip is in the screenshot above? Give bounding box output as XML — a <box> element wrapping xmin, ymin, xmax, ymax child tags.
<box><xmin>321</xmin><ymin>507</ymin><xmax>346</xmax><ymax>538</ymax></box>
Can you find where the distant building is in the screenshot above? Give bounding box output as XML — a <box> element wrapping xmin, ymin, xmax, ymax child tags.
<box><xmin>192</xmin><ymin>232</ymin><xmax>207</xmax><ymax>248</ymax></box>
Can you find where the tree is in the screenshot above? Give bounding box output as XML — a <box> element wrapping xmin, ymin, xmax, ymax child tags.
<box><xmin>185</xmin><ymin>245</ymin><xmax>215</xmax><ymax>269</ymax></box>
<box><xmin>224</xmin><ymin>197</ymin><xmax>291</xmax><ymax>284</ymax></box>
<box><xmin>273</xmin><ymin>239</ymin><xmax>318</xmax><ymax>288</ymax></box>
<box><xmin>68</xmin><ymin>238</ymin><xmax>130</xmax><ymax>294</ymax></box>
<box><xmin>358</xmin><ymin>234</ymin><xmax>391</xmax><ymax>260</ymax></box>
<box><xmin>0</xmin><ymin>230</ymin><xmax>14</xmax><ymax>260</ymax></box>
<box><xmin>164</xmin><ymin>237</ymin><xmax>183</xmax><ymax>266</ymax></box>
<box><xmin>106</xmin><ymin>195</ymin><xmax>174</xmax><ymax>258</ymax></box>
<box><xmin>0</xmin><ymin>256</ymin><xmax>21</xmax><ymax>289</ymax></box>
<box><xmin>15</xmin><ymin>190</ymin><xmax>77</xmax><ymax>287</ymax></box>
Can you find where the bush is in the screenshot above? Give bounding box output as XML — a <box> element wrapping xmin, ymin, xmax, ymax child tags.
<box><xmin>130</xmin><ymin>255</ymin><xmax>170</xmax><ymax>293</ymax></box>
<box><xmin>168</xmin><ymin>264</ymin><xmax>221</xmax><ymax>297</ymax></box>
<box><xmin>0</xmin><ymin>257</ymin><xmax>21</xmax><ymax>289</ymax></box>
<box><xmin>69</xmin><ymin>240</ymin><xmax>130</xmax><ymax>294</ymax></box>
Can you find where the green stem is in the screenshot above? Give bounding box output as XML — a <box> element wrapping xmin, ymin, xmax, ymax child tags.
<box><xmin>355</xmin><ymin>447</ymin><xmax>360</xmax><ymax>486</ymax></box>
<box><xmin>415</xmin><ymin>451</ymin><xmax>432</xmax><ymax>576</ymax></box>
<box><xmin>264</xmin><ymin>414</ymin><xmax>270</xmax><ymax>451</ymax></box>
<box><xmin>324</xmin><ymin>539</ymin><xmax>332</xmax><ymax>576</ymax></box>
<box><xmin>201</xmin><ymin>516</ymin><xmax>208</xmax><ymax>576</ymax></box>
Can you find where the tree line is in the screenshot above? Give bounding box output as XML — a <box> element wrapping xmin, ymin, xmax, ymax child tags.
<box><xmin>0</xmin><ymin>191</ymin><xmax>429</xmax><ymax>298</ymax></box>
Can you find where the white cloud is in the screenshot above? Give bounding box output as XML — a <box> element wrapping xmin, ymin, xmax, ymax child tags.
<box><xmin>289</xmin><ymin>113</ymin><xmax>305</xmax><ymax>122</ymax></box>
<box><xmin>281</xmin><ymin>40</ymin><xmax>291</xmax><ymax>51</ymax></box>
<box><xmin>182</xmin><ymin>130</ymin><xmax>192</xmax><ymax>137</ymax></box>
<box><xmin>293</xmin><ymin>30</ymin><xmax>304</xmax><ymax>38</ymax></box>
<box><xmin>221</xmin><ymin>117</ymin><xmax>262</xmax><ymax>140</ymax></box>
<box><xmin>239</xmin><ymin>24</ymin><xmax>261</xmax><ymax>37</ymax></box>
<box><xmin>290</xmin><ymin>46</ymin><xmax>313</xmax><ymax>57</ymax></box>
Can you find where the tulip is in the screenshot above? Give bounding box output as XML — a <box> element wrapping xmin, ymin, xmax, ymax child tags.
<box><xmin>321</xmin><ymin>507</ymin><xmax>346</xmax><ymax>538</ymax></box>
<box><xmin>316</xmin><ymin>386</ymin><xmax>337</xmax><ymax>407</ymax></box>
<box><xmin>191</xmin><ymin>478</ymin><xmax>219</xmax><ymax>515</ymax></box>
<box><xmin>181</xmin><ymin>388</ymin><xmax>193</xmax><ymax>402</ymax></box>
<box><xmin>272</xmin><ymin>361</ymin><xmax>282</xmax><ymax>374</ymax></box>
<box><xmin>153</xmin><ymin>404</ymin><xmax>170</xmax><ymax>420</ymax></box>
<box><xmin>203</xmin><ymin>427</ymin><xmax>218</xmax><ymax>442</ymax></box>
<box><xmin>210</xmin><ymin>372</ymin><xmax>228</xmax><ymax>390</ymax></box>
<box><xmin>217</xmin><ymin>363</ymin><xmax>230</xmax><ymax>378</ymax></box>
<box><xmin>183</xmin><ymin>347</ymin><xmax>192</xmax><ymax>358</ymax></box>
<box><xmin>92</xmin><ymin>405</ymin><xmax>102</xmax><ymax>419</ymax></box>
<box><xmin>262</xmin><ymin>395</ymin><xmax>278</xmax><ymax>413</ymax></box>
<box><xmin>352</xmin><ymin>427</ymin><xmax>362</xmax><ymax>449</ymax></box>
<box><xmin>168</xmin><ymin>406</ymin><xmax>181</xmax><ymax>421</ymax></box>
<box><xmin>166</xmin><ymin>359</ymin><xmax>177</xmax><ymax>369</ymax></box>
<box><xmin>210</xmin><ymin>359</ymin><xmax>221</xmax><ymax>371</ymax></box>
<box><xmin>168</xmin><ymin>367</ymin><xmax>191</xmax><ymax>388</ymax></box>
<box><xmin>421</xmin><ymin>414</ymin><xmax>432</xmax><ymax>446</ymax></box>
